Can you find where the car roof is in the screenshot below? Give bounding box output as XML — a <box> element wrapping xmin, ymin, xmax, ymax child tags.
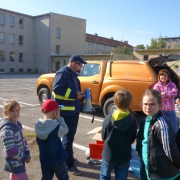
<box><xmin>148</xmin><ymin>54</ymin><xmax>180</xmax><ymax>66</ymax></box>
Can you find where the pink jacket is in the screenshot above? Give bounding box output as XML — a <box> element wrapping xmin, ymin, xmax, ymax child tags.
<box><xmin>153</xmin><ymin>81</ymin><xmax>178</xmax><ymax>111</ymax></box>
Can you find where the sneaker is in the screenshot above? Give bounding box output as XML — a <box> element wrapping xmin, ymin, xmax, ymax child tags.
<box><xmin>68</xmin><ymin>166</ymin><xmax>82</xmax><ymax>176</ymax></box>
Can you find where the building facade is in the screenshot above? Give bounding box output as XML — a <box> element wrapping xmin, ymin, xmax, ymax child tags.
<box><xmin>0</xmin><ymin>8</ymin><xmax>86</xmax><ymax>73</ymax></box>
<box><xmin>0</xmin><ymin>8</ymin><xmax>134</xmax><ymax>74</ymax></box>
<box><xmin>162</xmin><ymin>36</ymin><xmax>180</xmax><ymax>49</ymax></box>
<box><xmin>85</xmin><ymin>33</ymin><xmax>133</xmax><ymax>55</ymax></box>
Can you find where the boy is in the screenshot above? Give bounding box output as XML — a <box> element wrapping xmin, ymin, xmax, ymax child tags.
<box><xmin>100</xmin><ymin>90</ymin><xmax>137</xmax><ymax>180</ymax></box>
<box><xmin>35</xmin><ymin>99</ymin><xmax>69</xmax><ymax>180</ymax></box>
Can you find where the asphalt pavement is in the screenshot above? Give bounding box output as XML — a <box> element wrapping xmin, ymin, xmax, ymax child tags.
<box><xmin>0</xmin><ymin>74</ymin><xmax>142</xmax><ymax>180</ymax></box>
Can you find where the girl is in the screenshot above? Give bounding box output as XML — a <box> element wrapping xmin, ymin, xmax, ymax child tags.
<box><xmin>0</xmin><ymin>100</ymin><xmax>31</xmax><ymax>180</ymax></box>
<box><xmin>136</xmin><ymin>89</ymin><xmax>180</xmax><ymax>180</ymax></box>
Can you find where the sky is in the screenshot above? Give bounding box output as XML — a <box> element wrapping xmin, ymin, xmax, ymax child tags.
<box><xmin>1</xmin><ymin>0</ymin><xmax>180</xmax><ymax>47</ymax></box>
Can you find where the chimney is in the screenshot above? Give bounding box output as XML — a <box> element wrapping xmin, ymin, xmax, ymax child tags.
<box><xmin>124</xmin><ymin>40</ymin><xmax>128</xmax><ymax>44</ymax></box>
<box><xmin>94</xmin><ymin>33</ymin><xmax>98</xmax><ymax>36</ymax></box>
<box><xmin>110</xmin><ymin>37</ymin><xmax>113</xmax><ymax>40</ymax></box>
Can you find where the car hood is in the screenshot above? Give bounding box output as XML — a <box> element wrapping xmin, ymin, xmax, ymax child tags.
<box><xmin>148</xmin><ymin>54</ymin><xmax>180</xmax><ymax>66</ymax></box>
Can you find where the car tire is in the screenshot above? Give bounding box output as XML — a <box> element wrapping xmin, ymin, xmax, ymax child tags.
<box><xmin>103</xmin><ymin>97</ymin><xmax>117</xmax><ymax>117</ymax></box>
<box><xmin>38</xmin><ymin>87</ymin><xmax>51</xmax><ymax>105</ymax></box>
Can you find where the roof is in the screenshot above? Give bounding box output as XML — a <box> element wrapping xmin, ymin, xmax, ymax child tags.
<box><xmin>86</xmin><ymin>33</ymin><xmax>133</xmax><ymax>48</ymax></box>
<box><xmin>162</xmin><ymin>36</ymin><xmax>180</xmax><ymax>40</ymax></box>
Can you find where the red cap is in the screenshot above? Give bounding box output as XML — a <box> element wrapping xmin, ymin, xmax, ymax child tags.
<box><xmin>41</xmin><ymin>99</ymin><xmax>59</xmax><ymax>113</ymax></box>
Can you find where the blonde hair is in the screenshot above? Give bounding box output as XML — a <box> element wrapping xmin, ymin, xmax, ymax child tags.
<box><xmin>3</xmin><ymin>100</ymin><xmax>20</xmax><ymax>113</ymax></box>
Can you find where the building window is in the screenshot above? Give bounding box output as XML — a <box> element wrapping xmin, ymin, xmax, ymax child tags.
<box><xmin>56</xmin><ymin>45</ymin><xmax>60</xmax><ymax>54</ymax></box>
<box><xmin>19</xmin><ymin>53</ymin><xmax>23</xmax><ymax>62</ymax></box>
<box><xmin>10</xmin><ymin>68</ymin><xmax>15</xmax><ymax>72</ymax></box>
<box><xmin>0</xmin><ymin>14</ymin><xmax>5</xmax><ymax>25</ymax></box>
<box><xmin>19</xmin><ymin>68</ymin><xmax>23</xmax><ymax>72</ymax></box>
<box><xmin>55</xmin><ymin>62</ymin><xmax>60</xmax><ymax>71</ymax></box>
<box><xmin>10</xmin><ymin>16</ymin><xmax>15</xmax><ymax>27</ymax></box>
<box><xmin>27</xmin><ymin>69</ymin><xmax>32</xmax><ymax>73</ymax></box>
<box><xmin>9</xmin><ymin>34</ymin><xmax>15</xmax><ymax>44</ymax></box>
<box><xmin>168</xmin><ymin>39</ymin><xmax>172</xmax><ymax>43</ymax></box>
<box><xmin>19</xmin><ymin>18</ymin><xmax>23</xmax><ymax>29</ymax></box>
<box><xmin>0</xmin><ymin>33</ymin><xmax>5</xmax><ymax>43</ymax></box>
<box><xmin>63</xmin><ymin>60</ymin><xmax>66</xmax><ymax>66</ymax></box>
<box><xmin>176</xmin><ymin>39</ymin><xmax>179</xmax><ymax>42</ymax></box>
<box><xmin>168</xmin><ymin>45</ymin><xmax>171</xmax><ymax>49</ymax></box>
<box><xmin>0</xmin><ymin>69</ymin><xmax>5</xmax><ymax>73</ymax></box>
<box><xmin>175</xmin><ymin>45</ymin><xmax>179</xmax><ymax>49</ymax></box>
<box><xmin>19</xmin><ymin>35</ymin><xmax>23</xmax><ymax>45</ymax></box>
<box><xmin>0</xmin><ymin>51</ymin><xmax>5</xmax><ymax>61</ymax></box>
<box><xmin>10</xmin><ymin>52</ymin><xmax>14</xmax><ymax>61</ymax></box>
<box><xmin>56</xmin><ymin>28</ymin><xmax>60</xmax><ymax>39</ymax></box>
<box><xmin>144</xmin><ymin>55</ymin><xmax>149</xmax><ymax>60</ymax></box>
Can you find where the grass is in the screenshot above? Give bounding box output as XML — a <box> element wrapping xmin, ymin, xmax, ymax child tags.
<box><xmin>24</xmin><ymin>129</ymin><xmax>39</xmax><ymax>160</ymax></box>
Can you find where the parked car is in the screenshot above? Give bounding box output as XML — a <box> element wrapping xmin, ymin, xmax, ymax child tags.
<box><xmin>36</xmin><ymin>54</ymin><xmax>180</xmax><ymax>116</ymax></box>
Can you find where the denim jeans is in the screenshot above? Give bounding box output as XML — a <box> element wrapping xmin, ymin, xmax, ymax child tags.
<box><xmin>100</xmin><ymin>158</ymin><xmax>130</xmax><ymax>180</ymax></box>
<box><xmin>41</xmin><ymin>161</ymin><xmax>69</xmax><ymax>180</ymax></box>
<box><xmin>163</xmin><ymin>110</ymin><xmax>178</xmax><ymax>132</ymax></box>
<box><xmin>62</xmin><ymin>113</ymin><xmax>79</xmax><ymax>168</ymax></box>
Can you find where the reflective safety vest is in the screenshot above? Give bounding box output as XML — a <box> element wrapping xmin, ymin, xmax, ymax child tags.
<box><xmin>52</xmin><ymin>89</ymin><xmax>77</xmax><ymax>117</ymax></box>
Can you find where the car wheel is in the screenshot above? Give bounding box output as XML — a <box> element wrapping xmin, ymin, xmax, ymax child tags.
<box><xmin>103</xmin><ymin>97</ymin><xmax>117</xmax><ymax>117</ymax></box>
<box><xmin>38</xmin><ymin>88</ymin><xmax>51</xmax><ymax>105</ymax></box>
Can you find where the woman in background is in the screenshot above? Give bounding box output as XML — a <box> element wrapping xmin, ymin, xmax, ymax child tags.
<box><xmin>153</xmin><ymin>69</ymin><xmax>178</xmax><ymax>132</ymax></box>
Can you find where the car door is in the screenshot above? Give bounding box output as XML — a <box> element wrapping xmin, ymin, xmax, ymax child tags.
<box><xmin>78</xmin><ymin>61</ymin><xmax>106</xmax><ymax>105</ymax></box>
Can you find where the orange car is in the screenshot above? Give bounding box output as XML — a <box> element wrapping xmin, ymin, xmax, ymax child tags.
<box><xmin>36</xmin><ymin>54</ymin><xmax>180</xmax><ymax>116</ymax></box>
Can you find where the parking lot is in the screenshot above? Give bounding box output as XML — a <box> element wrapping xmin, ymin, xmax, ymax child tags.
<box><xmin>0</xmin><ymin>74</ymin><xmax>141</xmax><ymax>180</ymax></box>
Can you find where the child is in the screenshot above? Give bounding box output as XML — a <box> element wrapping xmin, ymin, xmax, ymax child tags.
<box><xmin>136</xmin><ymin>89</ymin><xmax>180</xmax><ymax>180</ymax></box>
<box><xmin>100</xmin><ymin>89</ymin><xmax>137</xmax><ymax>180</ymax></box>
<box><xmin>0</xmin><ymin>100</ymin><xmax>30</xmax><ymax>180</ymax></box>
<box><xmin>35</xmin><ymin>99</ymin><xmax>69</xmax><ymax>180</ymax></box>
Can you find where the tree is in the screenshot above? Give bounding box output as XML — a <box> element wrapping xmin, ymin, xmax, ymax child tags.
<box><xmin>146</xmin><ymin>37</ymin><xmax>166</xmax><ymax>49</ymax></box>
<box><xmin>157</xmin><ymin>37</ymin><xmax>166</xmax><ymax>49</ymax></box>
<box><xmin>112</xmin><ymin>46</ymin><xmax>132</xmax><ymax>55</ymax></box>
<box><xmin>174</xmin><ymin>64</ymin><xmax>179</xmax><ymax>69</ymax></box>
<box><xmin>135</xmin><ymin>44</ymin><xmax>145</xmax><ymax>49</ymax></box>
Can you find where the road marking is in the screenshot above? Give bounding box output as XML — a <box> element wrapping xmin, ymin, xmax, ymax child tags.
<box><xmin>0</xmin><ymin>98</ymin><xmax>40</xmax><ymax>107</ymax></box>
<box><xmin>80</xmin><ymin>114</ymin><xmax>103</xmax><ymax>122</ymax></box>
<box><xmin>0</xmin><ymin>88</ymin><xmax>34</xmax><ymax>91</ymax></box>
<box><xmin>22</xmin><ymin>125</ymin><xmax>90</xmax><ymax>152</ymax></box>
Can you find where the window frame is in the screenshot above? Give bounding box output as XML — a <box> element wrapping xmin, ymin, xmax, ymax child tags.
<box><xmin>10</xmin><ymin>52</ymin><xmax>15</xmax><ymax>61</ymax></box>
<box><xmin>56</xmin><ymin>45</ymin><xmax>60</xmax><ymax>54</ymax></box>
<box><xmin>9</xmin><ymin>34</ymin><xmax>15</xmax><ymax>44</ymax></box>
<box><xmin>0</xmin><ymin>50</ymin><xmax>5</xmax><ymax>61</ymax></box>
<box><xmin>10</xmin><ymin>15</ymin><xmax>15</xmax><ymax>27</ymax></box>
<box><xmin>0</xmin><ymin>32</ymin><xmax>5</xmax><ymax>43</ymax></box>
<box><xmin>0</xmin><ymin>14</ymin><xmax>5</xmax><ymax>25</ymax></box>
<box><xmin>19</xmin><ymin>35</ymin><xmax>23</xmax><ymax>45</ymax></box>
<box><xmin>56</xmin><ymin>27</ymin><xmax>61</xmax><ymax>39</ymax></box>
<box><xmin>19</xmin><ymin>52</ymin><xmax>23</xmax><ymax>62</ymax></box>
<box><xmin>0</xmin><ymin>69</ymin><xmax>5</xmax><ymax>73</ymax></box>
<box><xmin>19</xmin><ymin>18</ymin><xmax>23</xmax><ymax>29</ymax></box>
<box><xmin>10</xmin><ymin>68</ymin><xmax>15</xmax><ymax>73</ymax></box>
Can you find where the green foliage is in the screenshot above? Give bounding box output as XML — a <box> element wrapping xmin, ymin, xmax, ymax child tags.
<box><xmin>146</xmin><ymin>37</ymin><xmax>166</xmax><ymax>49</ymax></box>
<box><xmin>112</xmin><ymin>46</ymin><xmax>133</xmax><ymax>55</ymax></box>
<box><xmin>174</xmin><ymin>64</ymin><xmax>179</xmax><ymax>69</ymax></box>
<box><xmin>135</xmin><ymin>44</ymin><xmax>145</xmax><ymax>49</ymax></box>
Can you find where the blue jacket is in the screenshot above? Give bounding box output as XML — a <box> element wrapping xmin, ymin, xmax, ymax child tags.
<box><xmin>36</xmin><ymin>123</ymin><xmax>68</xmax><ymax>165</ymax></box>
<box><xmin>52</xmin><ymin>66</ymin><xmax>82</xmax><ymax>117</ymax></box>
